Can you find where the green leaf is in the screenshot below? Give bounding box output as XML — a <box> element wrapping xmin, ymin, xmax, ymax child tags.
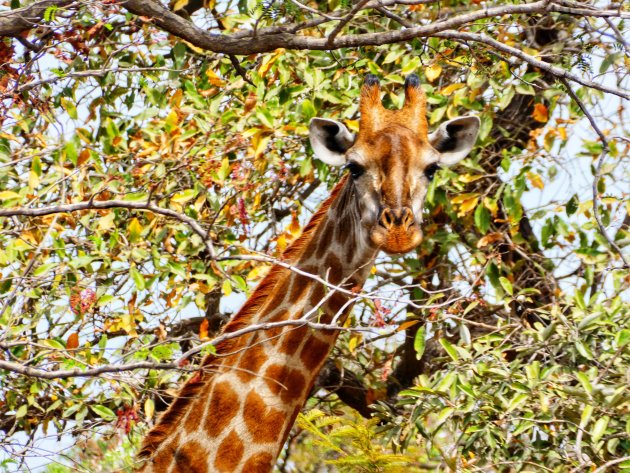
<box><xmin>15</xmin><ymin>405</ymin><xmax>27</xmax><ymax>418</ymax></box>
<box><xmin>575</xmin><ymin>340</ymin><xmax>594</xmax><ymax>360</ymax></box>
<box><xmin>499</xmin><ymin>277</ymin><xmax>513</xmax><ymax>296</ymax></box>
<box><xmin>414</xmin><ymin>326</ymin><xmax>426</xmax><ymax>360</ymax></box>
<box><xmin>591</xmin><ymin>416</ymin><xmax>609</xmax><ymax>444</ymax></box>
<box><xmin>615</xmin><ymin>329</ymin><xmax>630</xmax><ymax>347</ymax></box>
<box><xmin>474</xmin><ymin>204</ymin><xmax>490</xmax><ymax>233</ymax></box>
<box><xmin>129</xmin><ymin>266</ymin><xmax>145</xmax><ymax>291</ymax></box>
<box><xmin>439</xmin><ymin>338</ymin><xmax>458</xmax><ymax>361</ymax></box>
<box><xmin>91</xmin><ymin>405</ymin><xmax>116</xmax><ymax>420</ymax></box>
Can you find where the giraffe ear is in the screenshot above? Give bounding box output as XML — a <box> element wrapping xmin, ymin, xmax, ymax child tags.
<box><xmin>429</xmin><ymin>116</ymin><xmax>480</xmax><ymax>166</ymax></box>
<box><xmin>309</xmin><ymin>118</ymin><xmax>355</xmax><ymax>166</ymax></box>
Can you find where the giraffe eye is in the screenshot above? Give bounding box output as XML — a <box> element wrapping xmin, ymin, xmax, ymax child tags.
<box><xmin>424</xmin><ymin>163</ymin><xmax>441</xmax><ymax>181</ymax></box>
<box><xmin>345</xmin><ymin>161</ymin><xmax>365</xmax><ymax>179</ymax></box>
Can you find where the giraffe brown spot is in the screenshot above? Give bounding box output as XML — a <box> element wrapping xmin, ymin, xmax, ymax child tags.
<box><xmin>324</xmin><ymin>254</ymin><xmax>343</xmax><ymax>284</ymax></box>
<box><xmin>172</xmin><ymin>439</ymin><xmax>209</xmax><ymax>473</ymax></box>
<box><xmin>288</xmin><ymin>276</ymin><xmax>312</xmax><ymax>303</ymax></box>
<box><xmin>237</xmin><ymin>341</ymin><xmax>268</xmax><ymax>382</ymax></box>
<box><xmin>203</xmin><ymin>381</ymin><xmax>240</xmax><ymax>437</ymax></box>
<box><xmin>323</xmin><ymin>291</ymin><xmax>350</xmax><ymax>323</ymax></box>
<box><xmin>214</xmin><ymin>430</ymin><xmax>245</xmax><ymax>472</ymax></box>
<box><xmin>242</xmin><ymin>452</ymin><xmax>274</xmax><ymax>472</ymax></box>
<box><xmin>315</xmin><ymin>221</ymin><xmax>336</xmax><ymax>260</ymax></box>
<box><xmin>279</xmin><ymin>324</ymin><xmax>309</xmax><ymax>354</ymax></box>
<box><xmin>243</xmin><ymin>391</ymin><xmax>285</xmax><ymax>443</ymax></box>
<box><xmin>264</xmin><ymin>364</ymin><xmax>307</xmax><ymax>403</ymax></box>
<box><xmin>300</xmin><ymin>336</ymin><xmax>332</xmax><ymax>372</ymax></box>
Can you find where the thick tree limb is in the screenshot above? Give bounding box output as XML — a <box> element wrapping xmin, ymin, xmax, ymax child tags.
<box><xmin>0</xmin><ymin>0</ymin><xmax>75</xmax><ymax>37</ymax></box>
<box><xmin>121</xmin><ymin>0</ymin><xmax>556</xmax><ymax>54</ymax></box>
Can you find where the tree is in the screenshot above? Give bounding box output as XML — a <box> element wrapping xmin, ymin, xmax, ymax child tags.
<box><xmin>0</xmin><ymin>0</ymin><xmax>628</xmax><ymax>471</ymax></box>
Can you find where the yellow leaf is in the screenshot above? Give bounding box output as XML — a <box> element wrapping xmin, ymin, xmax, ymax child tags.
<box><xmin>558</xmin><ymin>126</ymin><xmax>567</xmax><ymax>140</ymax></box>
<box><xmin>451</xmin><ymin>193</ymin><xmax>479</xmax><ymax>204</ymax></box>
<box><xmin>440</xmin><ymin>83</ymin><xmax>465</xmax><ymax>96</ymax></box>
<box><xmin>222</xmin><ymin>279</ymin><xmax>232</xmax><ymax>296</ymax></box>
<box><xmin>527</xmin><ymin>171</ymin><xmax>545</xmax><ymax>190</ymax></box>
<box><xmin>483</xmin><ymin>197</ymin><xmax>499</xmax><ymax>217</ymax></box>
<box><xmin>98</xmin><ymin>212</ymin><xmax>115</xmax><ymax>231</ymax></box>
<box><xmin>345</xmin><ymin>119</ymin><xmax>360</xmax><ymax>133</ymax></box>
<box><xmin>348</xmin><ymin>334</ymin><xmax>362</xmax><ymax>354</ymax></box>
<box><xmin>258</xmin><ymin>49</ymin><xmax>283</xmax><ymax>78</ymax></box>
<box><xmin>457</xmin><ymin>196</ymin><xmax>479</xmax><ymax>217</ymax></box>
<box><xmin>205</xmin><ymin>69</ymin><xmax>225</xmax><ymax>87</ymax></box>
<box><xmin>254</xmin><ymin>134</ymin><xmax>271</xmax><ymax>159</ymax></box>
<box><xmin>128</xmin><ymin>218</ymin><xmax>143</xmax><ymax>241</ymax></box>
<box><xmin>170</xmin><ymin>89</ymin><xmax>183</xmax><ymax>107</ymax></box>
<box><xmin>171</xmin><ymin>189</ymin><xmax>196</xmax><ymax>204</ymax></box>
<box><xmin>28</xmin><ymin>170</ymin><xmax>40</xmax><ymax>189</ymax></box>
<box><xmin>276</xmin><ymin>234</ymin><xmax>288</xmax><ymax>253</ymax></box>
<box><xmin>247</xmin><ymin>265</ymin><xmax>269</xmax><ymax>281</ymax></box>
<box><xmin>458</xmin><ymin>173</ymin><xmax>484</xmax><ymax>183</ymax></box>
<box><xmin>532</xmin><ymin>103</ymin><xmax>548</xmax><ymax>123</ymax></box>
<box><xmin>144</xmin><ymin>399</ymin><xmax>155</xmax><ymax>420</ymax></box>
<box><xmin>0</xmin><ymin>190</ymin><xmax>21</xmax><ymax>200</ymax></box>
<box><xmin>425</xmin><ymin>63</ymin><xmax>442</xmax><ymax>82</ymax></box>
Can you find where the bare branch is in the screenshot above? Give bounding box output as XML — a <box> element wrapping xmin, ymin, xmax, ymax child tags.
<box><xmin>0</xmin><ymin>320</ymin><xmax>373</xmax><ymax>380</ymax></box>
<box><xmin>559</xmin><ymin>78</ymin><xmax>630</xmax><ymax>269</ymax></box>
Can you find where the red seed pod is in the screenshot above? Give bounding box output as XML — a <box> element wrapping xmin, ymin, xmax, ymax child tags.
<box><xmin>70</xmin><ymin>288</ymin><xmax>97</xmax><ymax>315</ymax></box>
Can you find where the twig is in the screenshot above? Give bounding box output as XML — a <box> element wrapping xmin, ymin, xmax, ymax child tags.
<box><xmin>0</xmin><ymin>198</ymin><xmax>216</xmax><ymax>258</ymax></box>
<box><xmin>434</xmin><ymin>30</ymin><xmax>629</xmax><ymax>100</ymax></box>
<box><xmin>560</xmin><ymin>78</ymin><xmax>630</xmax><ymax>269</ymax></box>
<box><xmin>327</xmin><ymin>0</ymin><xmax>371</xmax><ymax>47</ymax></box>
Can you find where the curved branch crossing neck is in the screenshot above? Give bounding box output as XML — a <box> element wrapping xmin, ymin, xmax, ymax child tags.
<box><xmin>138</xmin><ymin>177</ymin><xmax>378</xmax><ymax>473</ymax></box>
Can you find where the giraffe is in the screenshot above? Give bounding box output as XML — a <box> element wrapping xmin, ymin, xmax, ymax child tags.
<box><xmin>137</xmin><ymin>74</ymin><xmax>480</xmax><ymax>473</ymax></box>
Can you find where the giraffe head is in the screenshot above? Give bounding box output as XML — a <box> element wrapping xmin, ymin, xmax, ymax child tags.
<box><xmin>309</xmin><ymin>74</ymin><xmax>479</xmax><ymax>254</ymax></box>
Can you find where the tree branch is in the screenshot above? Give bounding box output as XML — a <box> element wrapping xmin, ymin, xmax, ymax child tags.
<box><xmin>433</xmin><ymin>30</ymin><xmax>629</xmax><ymax>100</ymax></box>
<box><xmin>0</xmin><ymin>198</ymin><xmax>215</xmax><ymax>257</ymax></box>
<box><xmin>0</xmin><ymin>0</ymin><xmax>75</xmax><ymax>37</ymax></box>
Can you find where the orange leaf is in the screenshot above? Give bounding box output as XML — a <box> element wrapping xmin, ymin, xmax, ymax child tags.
<box><xmin>199</xmin><ymin>319</ymin><xmax>209</xmax><ymax>340</ymax></box>
<box><xmin>477</xmin><ymin>232</ymin><xmax>504</xmax><ymax>248</ymax></box>
<box><xmin>66</xmin><ymin>333</ymin><xmax>79</xmax><ymax>350</ymax></box>
<box><xmin>397</xmin><ymin>320</ymin><xmax>420</xmax><ymax>332</ymax></box>
<box><xmin>532</xmin><ymin>103</ymin><xmax>548</xmax><ymax>123</ymax></box>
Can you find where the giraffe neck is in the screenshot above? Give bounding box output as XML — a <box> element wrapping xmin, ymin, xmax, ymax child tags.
<box><xmin>139</xmin><ymin>176</ymin><xmax>378</xmax><ymax>473</ymax></box>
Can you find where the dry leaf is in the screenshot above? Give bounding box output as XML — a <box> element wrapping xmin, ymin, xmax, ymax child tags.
<box><xmin>67</xmin><ymin>333</ymin><xmax>79</xmax><ymax>350</ymax></box>
<box><xmin>532</xmin><ymin>103</ymin><xmax>548</xmax><ymax>123</ymax></box>
<box><xmin>425</xmin><ymin>63</ymin><xmax>442</xmax><ymax>82</ymax></box>
<box><xmin>477</xmin><ymin>232</ymin><xmax>504</xmax><ymax>248</ymax></box>
<box><xmin>199</xmin><ymin>319</ymin><xmax>209</xmax><ymax>340</ymax></box>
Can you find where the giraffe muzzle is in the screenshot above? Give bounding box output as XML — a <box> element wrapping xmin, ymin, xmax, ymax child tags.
<box><xmin>371</xmin><ymin>207</ymin><xmax>422</xmax><ymax>254</ymax></box>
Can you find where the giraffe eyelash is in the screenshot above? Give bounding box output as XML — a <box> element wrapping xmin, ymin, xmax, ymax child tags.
<box><xmin>344</xmin><ymin>161</ymin><xmax>365</xmax><ymax>179</ymax></box>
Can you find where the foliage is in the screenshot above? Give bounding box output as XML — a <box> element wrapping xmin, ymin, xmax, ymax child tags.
<box><xmin>0</xmin><ymin>0</ymin><xmax>628</xmax><ymax>471</ymax></box>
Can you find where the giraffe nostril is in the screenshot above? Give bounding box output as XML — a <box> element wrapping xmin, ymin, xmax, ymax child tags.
<box><xmin>379</xmin><ymin>208</ymin><xmax>394</xmax><ymax>229</ymax></box>
<box><xmin>379</xmin><ymin>208</ymin><xmax>415</xmax><ymax>229</ymax></box>
<box><xmin>402</xmin><ymin>208</ymin><xmax>415</xmax><ymax>229</ymax></box>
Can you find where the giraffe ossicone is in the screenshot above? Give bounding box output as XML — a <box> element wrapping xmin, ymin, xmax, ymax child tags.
<box><xmin>138</xmin><ymin>74</ymin><xmax>480</xmax><ymax>473</ymax></box>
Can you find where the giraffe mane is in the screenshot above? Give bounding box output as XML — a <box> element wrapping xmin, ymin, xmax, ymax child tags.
<box><xmin>139</xmin><ymin>176</ymin><xmax>350</xmax><ymax>460</ymax></box>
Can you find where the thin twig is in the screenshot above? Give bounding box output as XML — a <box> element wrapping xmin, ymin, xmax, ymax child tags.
<box><xmin>560</xmin><ymin>78</ymin><xmax>630</xmax><ymax>269</ymax></box>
